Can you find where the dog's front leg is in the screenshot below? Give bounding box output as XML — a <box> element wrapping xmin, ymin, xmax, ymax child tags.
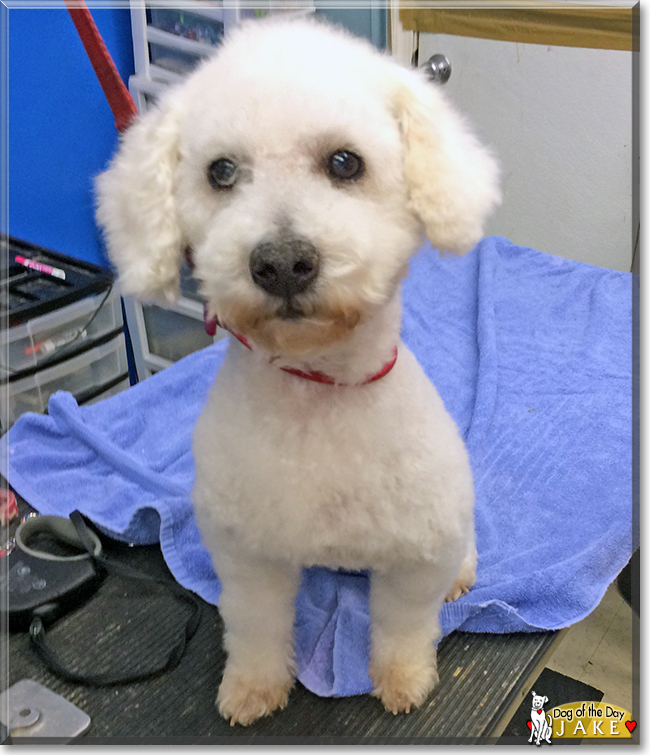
<box><xmin>369</xmin><ymin>564</ymin><xmax>446</xmax><ymax>714</ymax></box>
<box><xmin>213</xmin><ymin>545</ymin><xmax>301</xmax><ymax>726</ymax></box>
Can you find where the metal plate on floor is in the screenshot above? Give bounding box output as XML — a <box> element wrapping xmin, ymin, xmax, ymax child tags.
<box><xmin>0</xmin><ymin>679</ymin><xmax>91</xmax><ymax>741</ymax></box>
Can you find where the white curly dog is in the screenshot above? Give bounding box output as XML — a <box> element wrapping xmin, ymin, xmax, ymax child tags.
<box><xmin>96</xmin><ymin>18</ymin><xmax>499</xmax><ymax>726</ymax></box>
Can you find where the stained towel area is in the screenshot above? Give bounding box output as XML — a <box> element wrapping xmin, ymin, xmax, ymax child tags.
<box><xmin>2</xmin><ymin>236</ymin><xmax>634</xmax><ymax>698</ymax></box>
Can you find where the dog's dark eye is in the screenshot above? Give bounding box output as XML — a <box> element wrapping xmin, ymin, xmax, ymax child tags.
<box><xmin>326</xmin><ymin>150</ymin><xmax>364</xmax><ymax>182</ymax></box>
<box><xmin>207</xmin><ymin>158</ymin><xmax>238</xmax><ymax>189</ymax></box>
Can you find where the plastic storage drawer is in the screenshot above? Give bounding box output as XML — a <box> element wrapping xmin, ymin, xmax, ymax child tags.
<box><xmin>142</xmin><ymin>304</ymin><xmax>217</xmax><ymax>363</ymax></box>
<box><xmin>2</xmin><ymin>333</ymin><xmax>128</xmax><ymax>427</ymax></box>
<box><xmin>148</xmin><ymin>8</ymin><xmax>224</xmax><ymax>47</ymax></box>
<box><xmin>149</xmin><ymin>42</ymin><xmax>203</xmax><ymax>76</ymax></box>
<box><xmin>84</xmin><ymin>375</ymin><xmax>131</xmax><ymax>406</ymax></box>
<box><xmin>179</xmin><ymin>259</ymin><xmax>202</xmax><ymax>301</ymax></box>
<box><xmin>2</xmin><ymin>286</ymin><xmax>122</xmax><ymax>376</ymax></box>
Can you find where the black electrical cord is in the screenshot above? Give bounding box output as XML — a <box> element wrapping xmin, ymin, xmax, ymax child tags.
<box><xmin>28</xmin><ymin>511</ymin><xmax>203</xmax><ymax>687</ymax></box>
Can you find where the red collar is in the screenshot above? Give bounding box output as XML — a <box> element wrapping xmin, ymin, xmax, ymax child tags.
<box><xmin>205</xmin><ymin>308</ymin><xmax>398</xmax><ymax>386</ymax></box>
<box><xmin>280</xmin><ymin>347</ymin><xmax>398</xmax><ymax>386</ymax></box>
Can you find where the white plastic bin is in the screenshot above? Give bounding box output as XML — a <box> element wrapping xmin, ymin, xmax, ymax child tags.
<box><xmin>2</xmin><ymin>333</ymin><xmax>128</xmax><ymax>428</ymax></box>
<box><xmin>1</xmin><ymin>286</ymin><xmax>122</xmax><ymax>376</ymax></box>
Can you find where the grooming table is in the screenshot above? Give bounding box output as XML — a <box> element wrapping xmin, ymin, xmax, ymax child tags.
<box><xmin>4</xmin><ymin>494</ymin><xmax>560</xmax><ymax>744</ymax></box>
<box><xmin>2</xmin><ymin>236</ymin><xmax>632</xmax><ymax>741</ymax></box>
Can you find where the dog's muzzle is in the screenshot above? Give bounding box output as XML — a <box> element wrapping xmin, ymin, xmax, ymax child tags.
<box><xmin>249</xmin><ymin>236</ymin><xmax>320</xmax><ymax>304</ymax></box>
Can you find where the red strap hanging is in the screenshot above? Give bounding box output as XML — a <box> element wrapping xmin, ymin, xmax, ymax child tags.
<box><xmin>65</xmin><ymin>0</ymin><xmax>138</xmax><ymax>132</ymax></box>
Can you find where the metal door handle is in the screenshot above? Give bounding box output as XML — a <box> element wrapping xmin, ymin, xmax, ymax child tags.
<box><xmin>422</xmin><ymin>54</ymin><xmax>452</xmax><ymax>84</ymax></box>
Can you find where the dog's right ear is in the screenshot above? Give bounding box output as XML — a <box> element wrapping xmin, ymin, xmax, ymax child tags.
<box><xmin>95</xmin><ymin>99</ymin><xmax>183</xmax><ymax>303</ymax></box>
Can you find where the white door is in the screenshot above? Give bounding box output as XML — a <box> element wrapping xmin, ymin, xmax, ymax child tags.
<box><xmin>417</xmin><ymin>32</ymin><xmax>635</xmax><ymax>272</ymax></box>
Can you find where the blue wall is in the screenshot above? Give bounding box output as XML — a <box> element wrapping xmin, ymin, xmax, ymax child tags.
<box><xmin>6</xmin><ymin>7</ymin><xmax>134</xmax><ymax>266</ymax></box>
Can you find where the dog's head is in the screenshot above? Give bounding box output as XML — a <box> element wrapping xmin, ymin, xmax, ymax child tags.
<box><xmin>531</xmin><ymin>692</ymin><xmax>549</xmax><ymax>710</ymax></box>
<box><xmin>96</xmin><ymin>19</ymin><xmax>499</xmax><ymax>357</ymax></box>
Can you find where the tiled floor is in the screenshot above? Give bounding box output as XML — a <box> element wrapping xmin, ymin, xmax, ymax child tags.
<box><xmin>544</xmin><ymin>581</ymin><xmax>635</xmax><ymax>714</ymax></box>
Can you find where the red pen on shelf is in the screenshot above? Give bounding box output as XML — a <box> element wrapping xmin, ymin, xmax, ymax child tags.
<box><xmin>15</xmin><ymin>255</ymin><xmax>67</xmax><ymax>280</ymax></box>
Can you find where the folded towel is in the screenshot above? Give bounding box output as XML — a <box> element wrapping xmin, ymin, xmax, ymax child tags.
<box><xmin>3</xmin><ymin>236</ymin><xmax>634</xmax><ymax>697</ymax></box>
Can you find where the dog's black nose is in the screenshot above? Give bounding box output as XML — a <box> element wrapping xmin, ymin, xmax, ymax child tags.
<box><xmin>249</xmin><ymin>237</ymin><xmax>320</xmax><ymax>298</ymax></box>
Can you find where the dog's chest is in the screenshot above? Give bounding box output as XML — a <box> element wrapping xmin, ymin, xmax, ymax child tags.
<box><xmin>193</xmin><ymin>350</ymin><xmax>472</xmax><ymax>567</ymax></box>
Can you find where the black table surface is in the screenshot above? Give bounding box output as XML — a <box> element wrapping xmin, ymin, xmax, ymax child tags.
<box><xmin>3</xmin><ymin>500</ymin><xmax>559</xmax><ymax>744</ymax></box>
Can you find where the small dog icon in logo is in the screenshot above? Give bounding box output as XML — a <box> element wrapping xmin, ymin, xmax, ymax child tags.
<box><xmin>528</xmin><ymin>691</ymin><xmax>553</xmax><ymax>745</ymax></box>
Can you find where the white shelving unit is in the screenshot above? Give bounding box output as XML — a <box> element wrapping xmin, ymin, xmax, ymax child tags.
<box><xmin>124</xmin><ymin>1</ymin><xmax>314</xmax><ymax>380</ymax></box>
<box><xmin>130</xmin><ymin>1</ymin><xmax>232</xmax><ymax>85</ymax></box>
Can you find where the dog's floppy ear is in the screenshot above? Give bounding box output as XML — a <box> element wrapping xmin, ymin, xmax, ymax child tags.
<box><xmin>393</xmin><ymin>69</ymin><xmax>500</xmax><ymax>254</ymax></box>
<box><xmin>95</xmin><ymin>98</ymin><xmax>183</xmax><ymax>303</ymax></box>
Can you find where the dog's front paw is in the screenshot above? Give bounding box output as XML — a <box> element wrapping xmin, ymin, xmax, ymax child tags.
<box><xmin>370</xmin><ymin>659</ymin><xmax>438</xmax><ymax>715</ymax></box>
<box><xmin>445</xmin><ymin>576</ymin><xmax>473</xmax><ymax>602</ymax></box>
<box><xmin>445</xmin><ymin>551</ymin><xmax>477</xmax><ymax>602</ymax></box>
<box><xmin>217</xmin><ymin>667</ymin><xmax>294</xmax><ymax>726</ymax></box>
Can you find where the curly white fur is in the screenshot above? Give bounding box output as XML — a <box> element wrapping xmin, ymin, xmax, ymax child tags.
<box><xmin>96</xmin><ymin>17</ymin><xmax>499</xmax><ymax>726</ymax></box>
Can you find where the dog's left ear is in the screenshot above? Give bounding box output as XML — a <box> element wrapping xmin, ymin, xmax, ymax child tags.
<box><xmin>392</xmin><ymin>69</ymin><xmax>500</xmax><ymax>254</ymax></box>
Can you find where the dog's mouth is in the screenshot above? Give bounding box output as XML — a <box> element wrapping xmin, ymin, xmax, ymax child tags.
<box><xmin>277</xmin><ymin>299</ymin><xmax>305</xmax><ymax>320</ymax></box>
<box><xmin>212</xmin><ymin>292</ymin><xmax>363</xmax><ymax>357</ymax></box>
